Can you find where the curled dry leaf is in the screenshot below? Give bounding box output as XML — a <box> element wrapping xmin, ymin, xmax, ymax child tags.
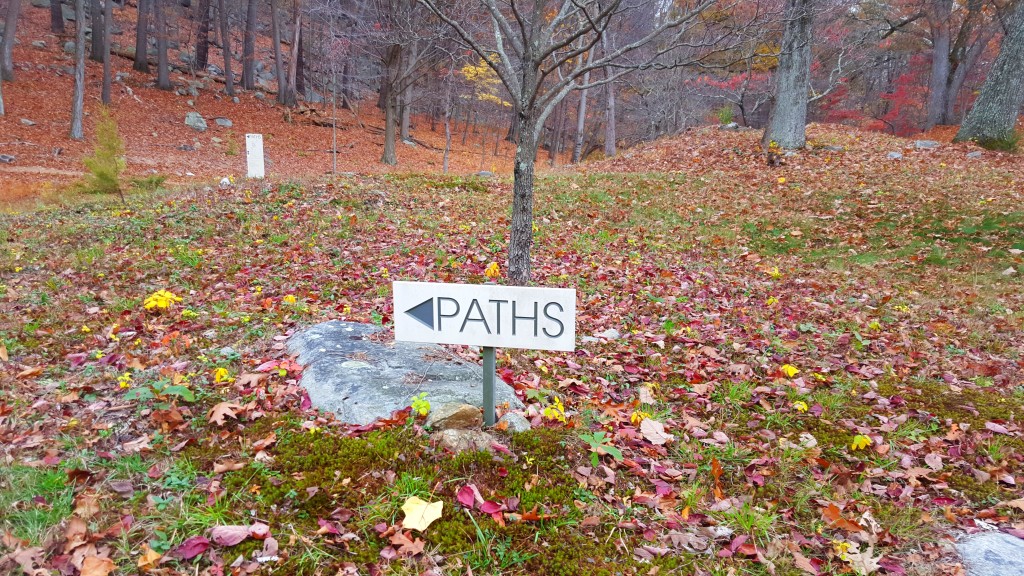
<box><xmin>640</xmin><ymin>418</ymin><xmax>674</xmax><ymax>445</ymax></box>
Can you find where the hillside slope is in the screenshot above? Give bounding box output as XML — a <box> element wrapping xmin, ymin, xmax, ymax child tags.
<box><xmin>0</xmin><ymin>4</ymin><xmax>519</xmax><ymax>200</ymax></box>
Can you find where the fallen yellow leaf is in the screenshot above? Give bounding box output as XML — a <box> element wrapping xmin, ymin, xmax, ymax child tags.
<box><xmin>401</xmin><ymin>496</ymin><xmax>443</xmax><ymax>532</ymax></box>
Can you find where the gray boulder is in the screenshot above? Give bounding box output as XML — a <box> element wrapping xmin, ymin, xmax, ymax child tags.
<box><xmin>31</xmin><ymin>40</ymin><xmax>46</xmax><ymax>49</ymax></box>
<box><xmin>63</xmin><ymin>41</ymin><xmax>75</xmax><ymax>54</ymax></box>
<box><xmin>0</xmin><ymin>154</ymin><xmax>15</xmax><ymax>164</ymax></box>
<box><xmin>214</xmin><ymin>117</ymin><xmax>233</xmax><ymax>128</ymax></box>
<box><xmin>31</xmin><ymin>0</ymin><xmax>50</xmax><ymax>7</ymax></box>
<box><xmin>915</xmin><ymin>140</ymin><xmax>940</xmax><ymax>149</ymax></box>
<box><xmin>184</xmin><ymin>112</ymin><xmax>207</xmax><ymax>132</ymax></box>
<box><xmin>956</xmin><ymin>532</ymin><xmax>1024</xmax><ymax>576</ymax></box>
<box><xmin>967</xmin><ymin>151</ymin><xmax>983</xmax><ymax>159</ymax></box>
<box><xmin>288</xmin><ymin>321</ymin><xmax>523</xmax><ymax>425</ymax></box>
<box><xmin>887</xmin><ymin>151</ymin><xmax>903</xmax><ymax>160</ymax></box>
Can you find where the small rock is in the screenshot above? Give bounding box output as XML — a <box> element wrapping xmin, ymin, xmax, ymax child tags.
<box><xmin>220</xmin><ymin>347</ymin><xmax>238</xmax><ymax>358</ymax></box>
<box><xmin>595</xmin><ymin>328</ymin><xmax>621</xmax><ymax>340</ymax></box>
<box><xmin>177</xmin><ymin>144</ymin><xmax>196</xmax><ymax>152</ymax></box>
<box><xmin>20</xmin><ymin>118</ymin><xmax>36</xmax><ymax>126</ymax></box>
<box><xmin>915</xmin><ymin>140</ymin><xmax>940</xmax><ymax>149</ymax></box>
<box><xmin>402</xmin><ymin>139</ymin><xmax>417</xmax><ymax>147</ymax></box>
<box><xmin>184</xmin><ymin>112</ymin><xmax>207</xmax><ymax>131</ymax></box>
<box><xmin>62</xmin><ymin>5</ymin><xmax>74</xmax><ymax>20</ymax></box>
<box><xmin>581</xmin><ymin>336</ymin><xmax>599</xmax><ymax>344</ymax></box>
<box><xmin>215</xmin><ymin>117</ymin><xmax>233</xmax><ymax>128</ymax></box>
<box><xmin>232</xmin><ymin>97</ymin><xmax>240</xmax><ymax>104</ymax></box>
<box><xmin>1002</xmin><ymin>267</ymin><xmax>1018</xmax><ymax>277</ymax></box>
<box><xmin>498</xmin><ymin>412</ymin><xmax>531</xmax><ymax>433</ymax></box>
<box><xmin>31</xmin><ymin>40</ymin><xmax>47</xmax><ymax>49</ymax></box>
<box><xmin>719</xmin><ymin>122</ymin><xmax>739</xmax><ymax>130</ymax></box>
<box><xmin>186</xmin><ymin>99</ymin><xmax>194</xmax><ymax>107</ymax></box>
<box><xmin>254</xmin><ymin>91</ymin><xmax>266</xmax><ymax>100</ymax></box>
<box><xmin>819</xmin><ymin>145</ymin><xmax>844</xmax><ymax>152</ymax></box>
<box><xmin>211</xmin><ymin>137</ymin><xmax>223</xmax><ymax>144</ymax></box>
<box><xmin>432</xmin><ymin>429</ymin><xmax>496</xmax><ymax>454</ymax></box>
<box><xmin>476</xmin><ymin>171</ymin><xmax>495</xmax><ymax>178</ymax></box>
<box><xmin>31</xmin><ymin>0</ymin><xmax>50</xmax><ymax>7</ymax></box>
<box><xmin>63</xmin><ymin>41</ymin><xmax>75</xmax><ymax>54</ymax></box>
<box><xmin>967</xmin><ymin>151</ymin><xmax>983</xmax><ymax>159</ymax></box>
<box><xmin>0</xmin><ymin>154</ymin><xmax>15</xmax><ymax>164</ymax></box>
<box><xmin>887</xmin><ymin>151</ymin><xmax>903</xmax><ymax>160</ymax></box>
<box><xmin>426</xmin><ymin>403</ymin><xmax>483</xmax><ymax>430</ymax></box>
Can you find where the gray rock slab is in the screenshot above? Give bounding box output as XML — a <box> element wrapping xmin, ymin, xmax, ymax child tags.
<box><xmin>887</xmin><ymin>151</ymin><xmax>903</xmax><ymax>160</ymax></box>
<box><xmin>288</xmin><ymin>321</ymin><xmax>523</xmax><ymax>425</ymax></box>
<box><xmin>957</xmin><ymin>532</ymin><xmax>1024</xmax><ymax>576</ymax></box>
<box><xmin>184</xmin><ymin>112</ymin><xmax>207</xmax><ymax>131</ymax></box>
<box><xmin>915</xmin><ymin>139</ymin><xmax>941</xmax><ymax>149</ymax></box>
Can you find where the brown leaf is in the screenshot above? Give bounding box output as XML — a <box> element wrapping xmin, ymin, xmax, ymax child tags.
<box><xmin>0</xmin><ymin>342</ymin><xmax>8</xmax><ymax>362</ymax></box>
<box><xmin>210</xmin><ymin>525</ymin><xmax>250</xmax><ymax>546</ymax></box>
<box><xmin>80</xmin><ymin>556</ymin><xmax>116</xmax><ymax>576</ymax></box>
<box><xmin>822</xmin><ymin>503</ymin><xmax>864</xmax><ymax>532</ymax></box>
<box><xmin>213</xmin><ymin>460</ymin><xmax>246</xmax><ymax>474</ymax></box>
<box><xmin>208</xmin><ymin>401</ymin><xmax>243</xmax><ymax>425</ymax></box>
<box><xmin>137</xmin><ymin>544</ymin><xmax>162</xmax><ymax>571</ymax></box>
<box><xmin>73</xmin><ymin>490</ymin><xmax>101</xmax><ymax>519</ymax></box>
<box><xmin>16</xmin><ymin>366</ymin><xmax>43</xmax><ymax>379</ymax></box>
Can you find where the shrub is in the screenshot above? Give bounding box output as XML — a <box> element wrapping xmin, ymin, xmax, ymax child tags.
<box><xmin>81</xmin><ymin>107</ymin><xmax>126</xmax><ymax>196</ymax></box>
<box><xmin>130</xmin><ymin>174</ymin><xmax>168</xmax><ymax>193</ymax></box>
<box><xmin>717</xmin><ymin>104</ymin><xmax>734</xmax><ymax>125</ymax></box>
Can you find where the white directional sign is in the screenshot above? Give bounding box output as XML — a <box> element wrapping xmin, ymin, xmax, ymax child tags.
<box><xmin>245</xmin><ymin>134</ymin><xmax>265</xmax><ymax>179</ymax></box>
<box><xmin>393</xmin><ymin>281</ymin><xmax>576</xmax><ymax>351</ymax></box>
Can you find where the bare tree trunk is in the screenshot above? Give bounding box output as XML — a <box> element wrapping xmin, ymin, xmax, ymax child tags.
<box><xmin>602</xmin><ymin>34</ymin><xmax>616</xmax><ymax>157</ymax></box>
<box><xmin>89</xmin><ymin>0</ymin><xmax>104</xmax><ymax>62</ymax></box>
<box><xmin>195</xmin><ymin>0</ymin><xmax>212</xmax><ymax>70</ymax></box>
<box><xmin>71</xmin><ymin>0</ymin><xmax>87</xmax><ymax>139</ymax></box>
<box><xmin>101</xmin><ymin>0</ymin><xmax>113</xmax><ymax>103</ymax></box>
<box><xmin>509</xmin><ymin>109</ymin><xmax>538</xmax><ymax>285</ymax></box>
<box><xmin>154</xmin><ymin>0</ymin><xmax>170</xmax><ymax>89</ymax></box>
<box><xmin>282</xmin><ymin>0</ymin><xmax>300</xmax><ymax>106</ymax></box>
<box><xmin>134</xmin><ymin>0</ymin><xmax>150</xmax><ymax>72</ymax></box>
<box><xmin>242</xmin><ymin>0</ymin><xmax>257</xmax><ymax>89</ymax></box>
<box><xmin>925</xmin><ymin>0</ymin><xmax>953</xmax><ymax>129</ymax></box>
<box><xmin>572</xmin><ymin>78</ymin><xmax>590</xmax><ymax>163</ymax></box>
<box><xmin>1</xmin><ymin>0</ymin><xmax>22</xmax><ymax>81</ymax></box>
<box><xmin>50</xmin><ymin>0</ymin><xmax>66</xmax><ymax>33</ymax></box>
<box><xmin>954</xmin><ymin>0</ymin><xmax>1024</xmax><ymax>146</ymax></box>
<box><xmin>0</xmin><ymin>70</ymin><xmax>5</xmax><ymax>116</ymax></box>
<box><xmin>270</xmin><ymin>0</ymin><xmax>284</xmax><ymax>97</ymax></box>
<box><xmin>218</xmin><ymin>0</ymin><xmax>234</xmax><ymax>95</ymax></box>
<box><xmin>762</xmin><ymin>0</ymin><xmax>812</xmax><ymax>149</ymax></box>
<box><xmin>382</xmin><ymin>90</ymin><xmax>398</xmax><ymax>164</ymax></box>
<box><xmin>443</xmin><ymin>90</ymin><xmax>452</xmax><ymax>173</ymax></box>
<box><xmin>400</xmin><ymin>43</ymin><xmax>416</xmax><ymax>141</ymax></box>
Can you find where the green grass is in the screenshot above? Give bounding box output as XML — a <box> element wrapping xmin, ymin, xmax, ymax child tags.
<box><xmin>0</xmin><ymin>466</ymin><xmax>75</xmax><ymax>544</ymax></box>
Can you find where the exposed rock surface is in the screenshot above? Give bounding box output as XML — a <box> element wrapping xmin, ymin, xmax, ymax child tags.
<box><xmin>432</xmin><ymin>429</ymin><xmax>497</xmax><ymax>454</ymax></box>
<box><xmin>184</xmin><ymin>112</ymin><xmax>207</xmax><ymax>132</ymax></box>
<box><xmin>425</xmin><ymin>403</ymin><xmax>482</xmax><ymax>430</ymax></box>
<box><xmin>956</xmin><ymin>532</ymin><xmax>1024</xmax><ymax>576</ymax></box>
<box><xmin>288</xmin><ymin>321</ymin><xmax>522</xmax><ymax>425</ymax></box>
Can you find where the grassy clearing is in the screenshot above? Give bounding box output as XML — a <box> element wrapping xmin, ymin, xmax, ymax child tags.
<box><xmin>1</xmin><ymin>129</ymin><xmax>1022</xmax><ymax>574</ymax></box>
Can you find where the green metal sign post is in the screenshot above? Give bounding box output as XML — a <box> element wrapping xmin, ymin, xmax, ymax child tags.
<box><xmin>482</xmin><ymin>346</ymin><xmax>496</xmax><ymax>426</ymax></box>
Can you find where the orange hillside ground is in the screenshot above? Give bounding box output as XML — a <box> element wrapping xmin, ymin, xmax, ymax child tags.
<box><xmin>0</xmin><ymin>4</ymin><xmax>524</xmax><ymax>201</ymax></box>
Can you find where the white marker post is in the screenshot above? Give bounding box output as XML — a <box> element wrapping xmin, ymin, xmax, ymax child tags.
<box><xmin>245</xmin><ymin>134</ymin><xmax>265</xmax><ymax>179</ymax></box>
<box><xmin>393</xmin><ymin>281</ymin><xmax>576</xmax><ymax>425</ymax></box>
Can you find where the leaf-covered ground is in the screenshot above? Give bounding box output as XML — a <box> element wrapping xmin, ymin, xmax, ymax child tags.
<box><xmin>1</xmin><ymin>126</ymin><xmax>1023</xmax><ymax>575</ymax></box>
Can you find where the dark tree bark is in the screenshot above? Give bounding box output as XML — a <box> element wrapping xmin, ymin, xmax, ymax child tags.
<box><xmin>380</xmin><ymin>44</ymin><xmax>400</xmax><ymax>164</ymax></box>
<box><xmin>925</xmin><ymin>0</ymin><xmax>953</xmax><ymax>129</ymax></box>
<box><xmin>89</xmin><ymin>0</ymin><xmax>104</xmax><ymax>62</ymax></box>
<box><xmin>134</xmin><ymin>0</ymin><xmax>150</xmax><ymax>72</ymax></box>
<box><xmin>509</xmin><ymin>106</ymin><xmax>538</xmax><ymax>284</ymax></box>
<box><xmin>270</xmin><ymin>0</ymin><xmax>285</xmax><ymax>99</ymax></box>
<box><xmin>955</xmin><ymin>0</ymin><xmax>1024</xmax><ymax>145</ymax></box>
<box><xmin>282</xmin><ymin>0</ymin><xmax>300</xmax><ymax>106</ymax></box>
<box><xmin>154</xmin><ymin>0</ymin><xmax>171</xmax><ymax>89</ymax></box>
<box><xmin>50</xmin><ymin>0</ymin><xmax>66</xmax><ymax>33</ymax></box>
<box><xmin>295</xmin><ymin>25</ymin><xmax>305</xmax><ymax>94</ymax></box>
<box><xmin>195</xmin><ymin>0</ymin><xmax>212</xmax><ymax>70</ymax></box>
<box><xmin>242</xmin><ymin>0</ymin><xmax>257</xmax><ymax>89</ymax></box>
<box><xmin>762</xmin><ymin>0</ymin><xmax>812</xmax><ymax>149</ymax></box>
<box><xmin>101</xmin><ymin>0</ymin><xmax>113</xmax><ymax>103</ymax></box>
<box><xmin>1</xmin><ymin>0</ymin><xmax>22</xmax><ymax>81</ymax></box>
<box><xmin>218</xmin><ymin>0</ymin><xmax>235</xmax><ymax>95</ymax></box>
<box><xmin>71</xmin><ymin>0</ymin><xmax>87</xmax><ymax>139</ymax></box>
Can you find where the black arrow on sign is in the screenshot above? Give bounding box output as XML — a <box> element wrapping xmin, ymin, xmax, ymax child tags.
<box><xmin>405</xmin><ymin>298</ymin><xmax>435</xmax><ymax>330</ymax></box>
